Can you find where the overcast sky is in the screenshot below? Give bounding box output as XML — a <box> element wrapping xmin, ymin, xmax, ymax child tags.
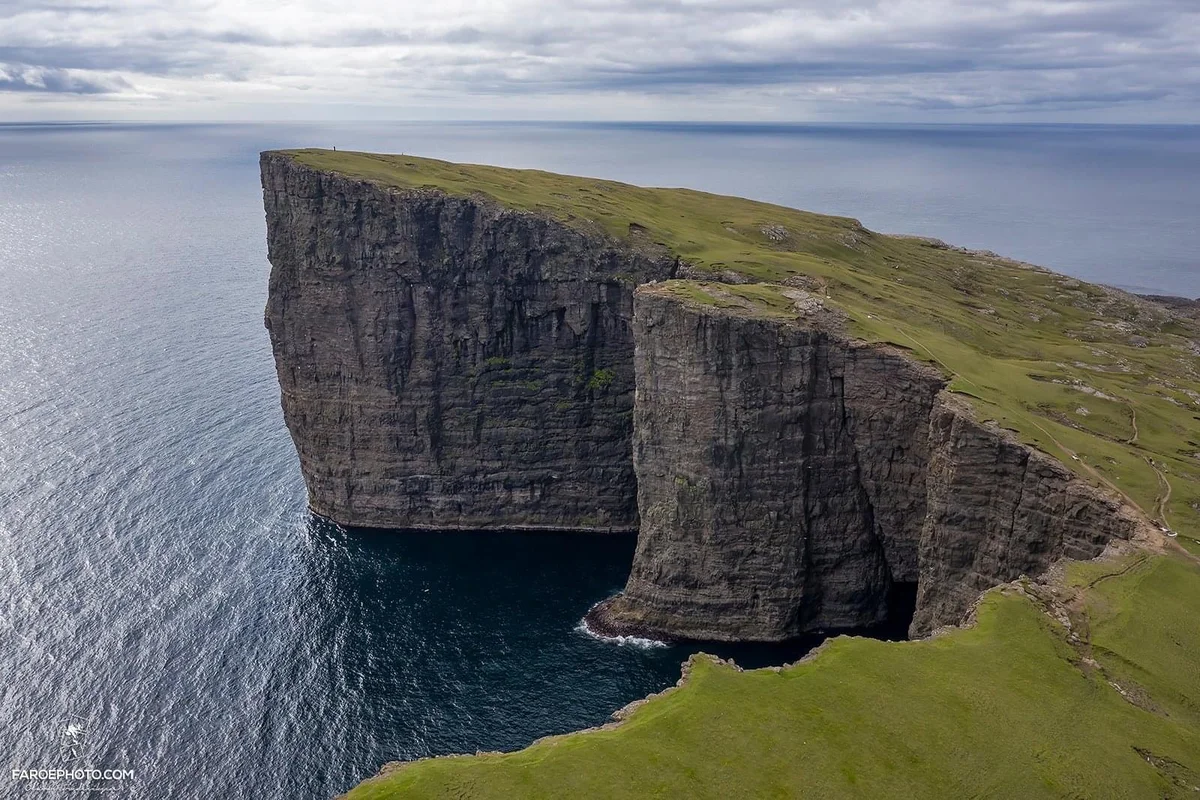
<box><xmin>2</xmin><ymin>0</ymin><xmax>1198</xmax><ymax>122</ymax></box>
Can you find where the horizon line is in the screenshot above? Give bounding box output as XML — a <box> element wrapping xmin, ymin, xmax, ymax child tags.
<box><xmin>3</xmin><ymin>119</ymin><xmax>1200</xmax><ymax>128</ymax></box>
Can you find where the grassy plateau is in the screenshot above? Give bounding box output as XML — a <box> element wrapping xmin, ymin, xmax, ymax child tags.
<box><xmin>274</xmin><ymin>150</ymin><xmax>1200</xmax><ymax>798</ymax></box>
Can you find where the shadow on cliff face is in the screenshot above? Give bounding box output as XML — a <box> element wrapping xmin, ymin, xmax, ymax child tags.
<box><xmin>884</xmin><ymin>581</ymin><xmax>918</xmax><ymax>636</ymax></box>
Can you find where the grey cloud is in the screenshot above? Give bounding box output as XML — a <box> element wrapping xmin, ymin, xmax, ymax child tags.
<box><xmin>0</xmin><ymin>2</ymin><xmax>114</xmax><ymax>17</ymax></box>
<box><xmin>0</xmin><ymin>63</ymin><xmax>130</xmax><ymax>93</ymax></box>
<box><xmin>0</xmin><ymin>0</ymin><xmax>1197</xmax><ymax>116</ymax></box>
<box><xmin>0</xmin><ymin>45</ymin><xmax>181</xmax><ymax>74</ymax></box>
<box><xmin>439</xmin><ymin>26</ymin><xmax>484</xmax><ymax>45</ymax></box>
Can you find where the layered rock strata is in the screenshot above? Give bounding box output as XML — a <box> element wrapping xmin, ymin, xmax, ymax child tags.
<box><xmin>911</xmin><ymin>396</ymin><xmax>1148</xmax><ymax>633</ymax></box>
<box><xmin>262</xmin><ymin>153</ymin><xmax>676</xmax><ymax>531</ymax></box>
<box><xmin>585</xmin><ymin>284</ymin><xmax>1146</xmax><ymax>640</ymax></box>
<box><xmin>585</xmin><ymin>287</ymin><xmax>943</xmax><ymax>640</ymax></box>
<box><xmin>264</xmin><ymin>153</ymin><xmax>1147</xmax><ymax>640</ymax></box>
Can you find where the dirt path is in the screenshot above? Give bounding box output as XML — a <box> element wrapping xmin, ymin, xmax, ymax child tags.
<box><xmin>1147</xmin><ymin>457</ymin><xmax>1173</xmax><ymax>529</ymax></box>
<box><xmin>1080</xmin><ymin>552</ymin><xmax>1151</xmax><ymax>591</ymax></box>
<box><xmin>1025</xmin><ymin>416</ymin><xmax>1147</xmax><ymax>512</ymax></box>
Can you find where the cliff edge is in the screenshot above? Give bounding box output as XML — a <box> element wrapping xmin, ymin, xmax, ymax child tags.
<box><xmin>586</xmin><ymin>282</ymin><xmax>1147</xmax><ymax>639</ymax></box>
<box><xmin>263</xmin><ymin>148</ymin><xmax>1199</xmax><ymax>640</ymax></box>
<box><xmin>262</xmin><ymin>151</ymin><xmax>675</xmax><ymax>531</ymax></box>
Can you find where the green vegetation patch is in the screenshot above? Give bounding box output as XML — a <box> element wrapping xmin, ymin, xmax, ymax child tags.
<box><xmin>347</xmin><ymin>552</ymin><xmax>1200</xmax><ymax>799</ymax></box>
<box><xmin>586</xmin><ymin>368</ymin><xmax>616</xmax><ymax>391</ymax></box>
<box><xmin>278</xmin><ymin>149</ymin><xmax>1200</xmax><ymax>544</ymax></box>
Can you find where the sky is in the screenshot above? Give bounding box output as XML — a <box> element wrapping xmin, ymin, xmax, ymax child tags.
<box><xmin>2</xmin><ymin>0</ymin><xmax>1199</xmax><ymax>122</ymax></box>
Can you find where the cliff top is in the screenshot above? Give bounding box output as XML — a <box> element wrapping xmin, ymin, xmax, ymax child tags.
<box><xmin>270</xmin><ymin>149</ymin><xmax>1200</xmax><ymax>553</ymax></box>
<box><xmin>637</xmin><ymin>280</ymin><xmax>850</xmax><ymax>332</ymax></box>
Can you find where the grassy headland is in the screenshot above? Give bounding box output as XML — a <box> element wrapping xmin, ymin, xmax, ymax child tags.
<box><xmin>274</xmin><ymin>151</ymin><xmax>1200</xmax><ymax>798</ymax></box>
<box><xmin>282</xmin><ymin>149</ymin><xmax>1200</xmax><ymax>554</ymax></box>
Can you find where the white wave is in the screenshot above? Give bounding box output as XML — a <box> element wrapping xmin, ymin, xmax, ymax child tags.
<box><xmin>575</xmin><ymin>618</ymin><xmax>669</xmax><ymax>649</ymax></box>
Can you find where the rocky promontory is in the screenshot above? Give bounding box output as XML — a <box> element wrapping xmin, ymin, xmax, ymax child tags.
<box><xmin>585</xmin><ymin>283</ymin><xmax>1145</xmax><ymax>639</ymax></box>
<box><xmin>263</xmin><ymin>149</ymin><xmax>1184</xmax><ymax>641</ymax></box>
<box><xmin>262</xmin><ymin>152</ymin><xmax>675</xmax><ymax>531</ymax></box>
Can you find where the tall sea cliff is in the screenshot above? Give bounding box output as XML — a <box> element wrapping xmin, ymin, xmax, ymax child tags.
<box><xmin>263</xmin><ymin>152</ymin><xmax>675</xmax><ymax>532</ymax></box>
<box><xmin>263</xmin><ymin>149</ymin><xmax>1180</xmax><ymax>640</ymax></box>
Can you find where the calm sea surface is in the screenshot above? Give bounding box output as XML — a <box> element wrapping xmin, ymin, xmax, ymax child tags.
<box><xmin>1</xmin><ymin>122</ymin><xmax>1197</xmax><ymax>798</ymax></box>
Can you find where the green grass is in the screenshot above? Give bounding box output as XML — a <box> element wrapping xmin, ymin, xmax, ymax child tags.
<box><xmin>276</xmin><ymin>152</ymin><xmax>1200</xmax><ymax>797</ymax></box>
<box><xmin>279</xmin><ymin>149</ymin><xmax>1200</xmax><ymax>549</ymax></box>
<box><xmin>646</xmin><ymin>280</ymin><xmax>817</xmax><ymax>320</ymax></box>
<box><xmin>347</xmin><ymin>552</ymin><xmax>1200</xmax><ymax>799</ymax></box>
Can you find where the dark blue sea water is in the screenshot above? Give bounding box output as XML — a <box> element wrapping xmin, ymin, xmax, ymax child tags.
<box><xmin>1</xmin><ymin>122</ymin><xmax>1197</xmax><ymax>799</ymax></box>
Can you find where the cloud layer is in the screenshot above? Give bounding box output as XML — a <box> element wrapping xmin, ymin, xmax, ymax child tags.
<box><xmin>1</xmin><ymin>0</ymin><xmax>1198</xmax><ymax>120</ymax></box>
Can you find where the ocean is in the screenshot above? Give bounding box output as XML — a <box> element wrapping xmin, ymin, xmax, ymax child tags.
<box><xmin>1</xmin><ymin>121</ymin><xmax>1196</xmax><ymax>798</ymax></box>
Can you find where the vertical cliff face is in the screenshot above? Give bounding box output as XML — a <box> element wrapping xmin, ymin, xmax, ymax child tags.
<box><xmin>261</xmin><ymin>153</ymin><xmax>676</xmax><ymax>530</ymax></box>
<box><xmin>587</xmin><ymin>287</ymin><xmax>944</xmax><ymax>641</ymax></box>
<box><xmin>911</xmin><ymin>396</ymin><xmax>1148</xmax><ymax>634</ymax></box>
<box><xmin>264</xmin><ymin>153</ymin><xmax>1149</xmax><ymax>641</ymax></box>
<box><xmin>586</xmin><ymin>285</ymin><xmax>1146</xmax><ymax>641</ymax></box>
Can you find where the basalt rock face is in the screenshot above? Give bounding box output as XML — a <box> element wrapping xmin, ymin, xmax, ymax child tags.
<box><xmin>261</xmin><ymin>153</ymin><xmax>676</xmax><ymax>530</ymax></box>
<box><xmin>264</xmin><ymin>153</ymin><xmax>1145</xmax><ymax>640</ymax></box>
<box><xmin>586</xmin><ymin>287</ymin><xmax>1144</xmax><ymax>641</ymax></box>
<box><xmin>911</xmin><ymin>396</ymin><xmax>1147</xmax><ymax>635</ymax></box>
<box><xmin>587</xmin><ymin>289</ymin><xmax>944</xmax><ymax>641</ymax></box>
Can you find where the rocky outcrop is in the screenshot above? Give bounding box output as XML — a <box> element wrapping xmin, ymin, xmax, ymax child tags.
<box><xmin>261</xmin><ymin>152</ymin><xmax>676</xmax><ymax>530</ymax></box>
<box><xmin>586</xmin><ymin>285</ymin><xmax>1146</xmax><ymax>640</ymax></box>
<box><xmin>911</xmin><ymin>396</ymin><xmax>1148</xmax><ymax>634</ymax></box>
<box><xmin>586</xmin><ymin>287</ymin><xmax>943</xmax><ymax>641</ymax></box>
<box><xmin>264</xmin><ymin>152</ymin><xmax>1148</xmax><ymax>641</ymax></box>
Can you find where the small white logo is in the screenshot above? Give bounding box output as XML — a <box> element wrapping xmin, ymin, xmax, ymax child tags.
<box><xmin>58</xmin><ymin>715</ymin><xmax>88</xmax><ymax>764</ymax></box>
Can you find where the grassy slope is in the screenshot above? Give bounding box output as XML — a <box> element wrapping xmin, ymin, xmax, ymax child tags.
<box><xmin>349</xmin><ymin>551</ymin><xmax>1200</xmax><ymax>799</ymax></box>
<box><xmin>283</xmin><ymin>149</ymin><xmax>1200</xmax><ymax>553</ymax></box>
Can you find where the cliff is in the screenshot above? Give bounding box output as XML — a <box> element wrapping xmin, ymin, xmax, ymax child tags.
<box><xmin>262</xmin><ymin>152</ymin><xmax>676</xmax><ymax>531</ymax></box>
<box><xmin>587</xmin><ymin>284</ymin><xmax>942</xmax><ymax>639</ymax></box>
<box><xmin>913</xmin><ymin>395</ymin><xmax>1149</xmax><ymax>632</ymax></box>
<box><xmin>585</xmin><ymin>282</ymin><xmax>1146</xmax><ymax>639</ymax></box>
<box><xmin>263</xmin><ymin>149</ymin><xmax>1197</xmax><ymax>640</ymax></box>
